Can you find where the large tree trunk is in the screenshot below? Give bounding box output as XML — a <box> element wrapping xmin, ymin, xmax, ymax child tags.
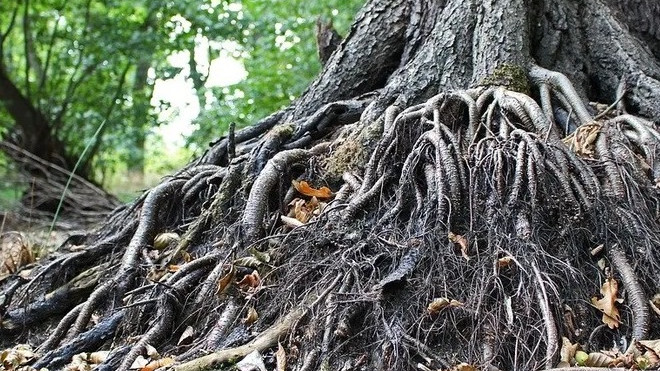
<box><xmin>2</xmin><ymin>0</ymin><xmax>659</xmax><ymax>370</ymax></box>
<box><xmin>0</xmin><ymin>60</ymin><xmax>118</xmax><ymax>224</ymax></box>
<box><xmin>0</xmin><ymin>67</ymin><xmax>72</xmax><ymax>169</ymax></box>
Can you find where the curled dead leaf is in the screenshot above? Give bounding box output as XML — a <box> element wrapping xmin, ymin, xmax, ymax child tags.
<box><xmin>0</xmin><ymin>344</ymin><xmax>35</xmax><ymax>369</ymax></box>
<box><xmin>448</xmin><ymin>232</ymin><xmax>469</xmax><ymax>260</ymax></box>
<box><xmin>243</xmin><ymin>307</ymin><xmax>258</xmax><ymax>325</ymax></box>
<box><xmin>292</xmin><ymin>180</ymin><xmax>333</xmax><ymax>199</ymax></box>
<box><xmin>140</xmin><ymin>357</ymin><xmax>175</xmax><ymax>371</ymax></box>
<box><xmin>153</xmin><ymin>232</ymin><xmax>180</xmax><ymax>250</ymax></box>
<box><xmin>497</xmin><ymin>256</ymin><xmax>513</xmax><ymax>268</ymax></box>
<box><xmin>584</xmin><ymin>351</ymin><xmax>616</xmax><ymax>367</ymax></box>
<box><xmin>216</xmin><ymin>265</ymin><xmax>235</xmax><ymax>296</ymax></box>
<box><xmin>130</xmin><ymin>355</ymin><xmax>149</xmax><ymax>369</ymax></box>
<box><xmin>0</xmin><ymin>232</ymin><xmax>34</xmax><ymax>278</ymax></box>
<box><xmin>427</xmin><ymin>297</ymin><xmax>463</xmax><ymax>315</ymax></box>
<box><xmin>287</xmin><ymin>197</ymin><xmax>327</xmax><ymax>224</ymax></box>
<box><xmin>88</xmin><ymin>350</ymin><xmax>110</xmax><ymax>364</ymax></box>
<box><xmin>559</xmin><ymin>337</ymin><xmax>578</xmax><ymax>367</ymax></box>
<box><xmin>145</xmin><ymin>343</ymin><xmax>159</xmax><ymax>359</ymax></box>
<box><xmin>238</xmin><ymin>270</ymin><xmax>261</xmax><ymax>291</ymax></box>
<box><xmin>591</xmin><ymin>277</ymin><xmax>622</xmax><ymax>329</ymax></box>
<box><xmin>634</xmin><ymin>340</ymin><xmax>660</xmax><ymax>368</ymax></box>
<box><xmin>276</xmin><ymin>342</ymin><xmax>286</xmax><ymax>371</ymax></box>
<box><xmin>452</xmin><ymin>362</ymin><xmax>477</xmax><ymax>371</ymax></box>
<box><xmin>563</xmin><ymin>123</ymin><xmax>601</xmax><ymax>157</ymax></box>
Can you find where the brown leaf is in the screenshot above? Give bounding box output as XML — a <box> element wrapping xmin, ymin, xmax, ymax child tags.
<box><xmin>276</xmin><ymin>342</ymin><xmax>286</xmax><ymax>371</ymax></box>
<box><xmin>140</xmin><ymin>357</ymin><xmax>175</xmax><ymax>371</ymax></box>
<box><xmin>638</xmin><ymin>339</ymin><xmax>660</xmax><ymax>355</ymax></box>
<box><xmin>559</xmin><ymin>337</ymin><xmax>578</xmax><ymax>366</ymax></box>
<box><xmin>497</xmin><ymin>256</ymin><xmax>513</xmax><ymax>268</ymax></box>
<box><xmin>452</xmin><ymin>363</ymin><xmax>477</xmax><ymax>371</ymax></box>
<box><xmin>591</xmin><ymin>277</ymin><xmax>621</xmax><ymax>329</ymax></box>
<box><xmin>585</xmin><ymin>351</ymin><xmax>616</xmax><ymax>367</ymax></box>
<box><xmin>243</xmin><ymin>307</ymin><xmax>258</xmax><ymax>325</ymax></box>
<box><xmin>448</xmin><ymin>232</ymin><xmax>469</xmax><ymax>260</ymax></box>
<box><xmin>153</xmin><ymin>232</ymin><xmax>180</xmax><ymax>250</ymax></box>
<box><xmin>636</xmin><ymin>340</ymin><xmax>660</xmax><ymax>367</ymax></box>
<box><xmin>427</xmin><ymin>297</ymin><xmax>463</xmax><ymax>316</ymax></box>
<box><xmin>0</xmin><ymin>344</ymin><xmax>35</xmax><ymax>369</ymax></box>
<box><xmin>287</xmin><ymin>197</ymin><xmax>326</xmax><ymax>224</ymax></box>
<box><xmin>0</xmin><ymin>232</ymin><xmax>34</xmax><ymax>278</ymax></box>
<box><xmin>238</xmin><ymin>270</ymin><xmax>261</xmax><ymax>291</ymax></box>
<box><xmin>216</xmin><ymin>265</ymin><xmax>235</xmax><ymax>296</ymax></box>
<box><xmin>292</xmin><ymin>180</ymin><xmax>333</xmax><ymax>199</ymax></box>
<box><xmin>563</xmin><ymin>123</ymin><xmax>601</xmax><ymax>157</ymax></box>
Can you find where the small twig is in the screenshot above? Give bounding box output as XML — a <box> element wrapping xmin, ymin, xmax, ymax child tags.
<box><xmin>227</xmin><ymin>121</ymin><xmax>236</xmax><ymax>162</ymax></box>
<box><xmin>593</xmin><ymin>91</ymin><xmax>626</xmax><ymax>121</ymax></box>
<box><xmin>174</xmin><ymin>276</ymin><xmax>341</xmax><ymax>371</ymax></box>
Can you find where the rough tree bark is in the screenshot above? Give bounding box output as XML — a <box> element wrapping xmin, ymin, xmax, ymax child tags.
<box><xmin>1</xmin><ymin>0</ymin><xmax>659</xmax><ymax>370</ymax></box>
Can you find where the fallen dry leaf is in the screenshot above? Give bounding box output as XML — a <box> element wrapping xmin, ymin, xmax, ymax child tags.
<box><xmin>558</xmin><ymin>337</ymin><xmax>579</xmax><ymax>367</ymax></box>
<box><xmin>638</xmin><ymin>340</ymin><xmax>660</xmax><ymax>355</ymax></box>
<box><xmin>88</xmin><ymin>350</ymin><xmax>110</xmax><ymax>364</ymax></box>
<box><xmin>287</xmin><ymin>197</ymin><xmax>327</xmax><ymax>224</ymax></box>
<box><xmin>427</xmin><ymin>297</ymin><xmax>463</xmax><ymax>315</ymax></box>
<box><xmin>238</xmin><ymin>270</ymin><xmax>261</xmax><ymax>291</ymax></box>
<box><xmin>634</xmin><ymin>340</ymin><xmax>660</xmax><ymax>368</ymax></box>
<box><xmin>452</xmin><ymin>362</ymin><xmax>477</xmax><ymax>371</ymax></box>
<box><xmin>591</xmin><ymin>277</ymin><xmax>622</xmax><ymax>329</ymax></box>
<box><xmin>140</xmin><ymin>357</ymin><xmax>175</xmax><ymax>371</ymax></box>
<box><xmin>563</xmin><ymin>123</ymin><xmax>601</xmax><ymax>157</ymax></box>
<box><xmin>0</xmin><ymin>232</ymin><xmax>34</xmax><ymax>278</ymax></box>
<box><xmin>130</xmin><ymin>355</ymin><xmax>149</xmax><ymax>369</ymax></box>
<box><xmin>1</xmin><ymin>344</ymin><xmax>35</xmax><ymax>370</ymax></box>
<box><xmin>276</xmin><ymin>342</ymin><xmax>286</xmax><ymax>371</ymax></box>
<box><xmin>243</xmin><ymin>307</ymin><xmax>258</xmax><ymax>325</ymax></box>
<box><xmin>292</xmin><ymin>180</ymin><xmax>333</xmax><ymax>199</ymax></box>
<box><xmin>497</xmin><ymin>256</ymin><xmax>513</xmax><ymax>268</ymax></box>
<box><xmin>216</xmin><ymin>265</ymin><xmax>235</xmax><ymax>296</ymax></box>
<box><xmin>153</xmin><ymin>232</ymin><xmax>180</xmax><ymax>250</ymax></box>
<box><xmin>576</xmin><ymin>351</ymin><xmax>615</xmax><ymax>367</ymax></box>
<box><xmin>178</xmin><ymin>326</ymin><xmax>194</xmax><ymax>346</ymax></box>
<box><xmin>237</xmin><ymin>350</ymin><xmax>267</xmax><ymax>371</ymax></box>
<box><xmin>448</xmin><ymin>232</ymin><xmax>469</xmax><ymax>260</ymax></box>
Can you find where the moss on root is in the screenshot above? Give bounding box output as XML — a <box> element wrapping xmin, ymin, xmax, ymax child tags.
<box><xmin>322</xmin><ymin>120</ymin><xmax>382</xmax><ymax>181</ymax></box>
<box><xmin>479</xmin><ymin>63</ymin><xmax>531</xmax><ymax>94</ymax></box>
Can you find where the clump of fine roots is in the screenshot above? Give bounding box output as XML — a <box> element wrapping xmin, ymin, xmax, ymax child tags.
<box><xmin>1</xmin><ymin>65</ymin><xmax>659</xmax><ymax>371</ymax></box>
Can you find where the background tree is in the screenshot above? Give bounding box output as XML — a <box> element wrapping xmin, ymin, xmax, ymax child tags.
<box><xmin>1</xmin><ymin>0</ymin><xmax>659</xmax><ymax>371</ymax></box>
<box><xmin>0</xmin><ymin>0</ymin><xmax>359</xmax><ymax>219</ymax></box>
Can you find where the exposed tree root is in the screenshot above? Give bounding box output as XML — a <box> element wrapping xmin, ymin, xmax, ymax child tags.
<box><xmin>2</xmin><ymin>0</ymin><xmax>660</xmax><ymax>370</ymax></box>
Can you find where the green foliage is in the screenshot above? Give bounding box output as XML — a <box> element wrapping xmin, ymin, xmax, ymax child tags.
<box><xmin>187</xmin><ymin>0</ymin><xmax>363</xmax><ymax>144</ymax></box>
<box><xmin>0</xmin><ymin>0</ymin><xmax>363</xmax><ymax>187</ymax></box>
